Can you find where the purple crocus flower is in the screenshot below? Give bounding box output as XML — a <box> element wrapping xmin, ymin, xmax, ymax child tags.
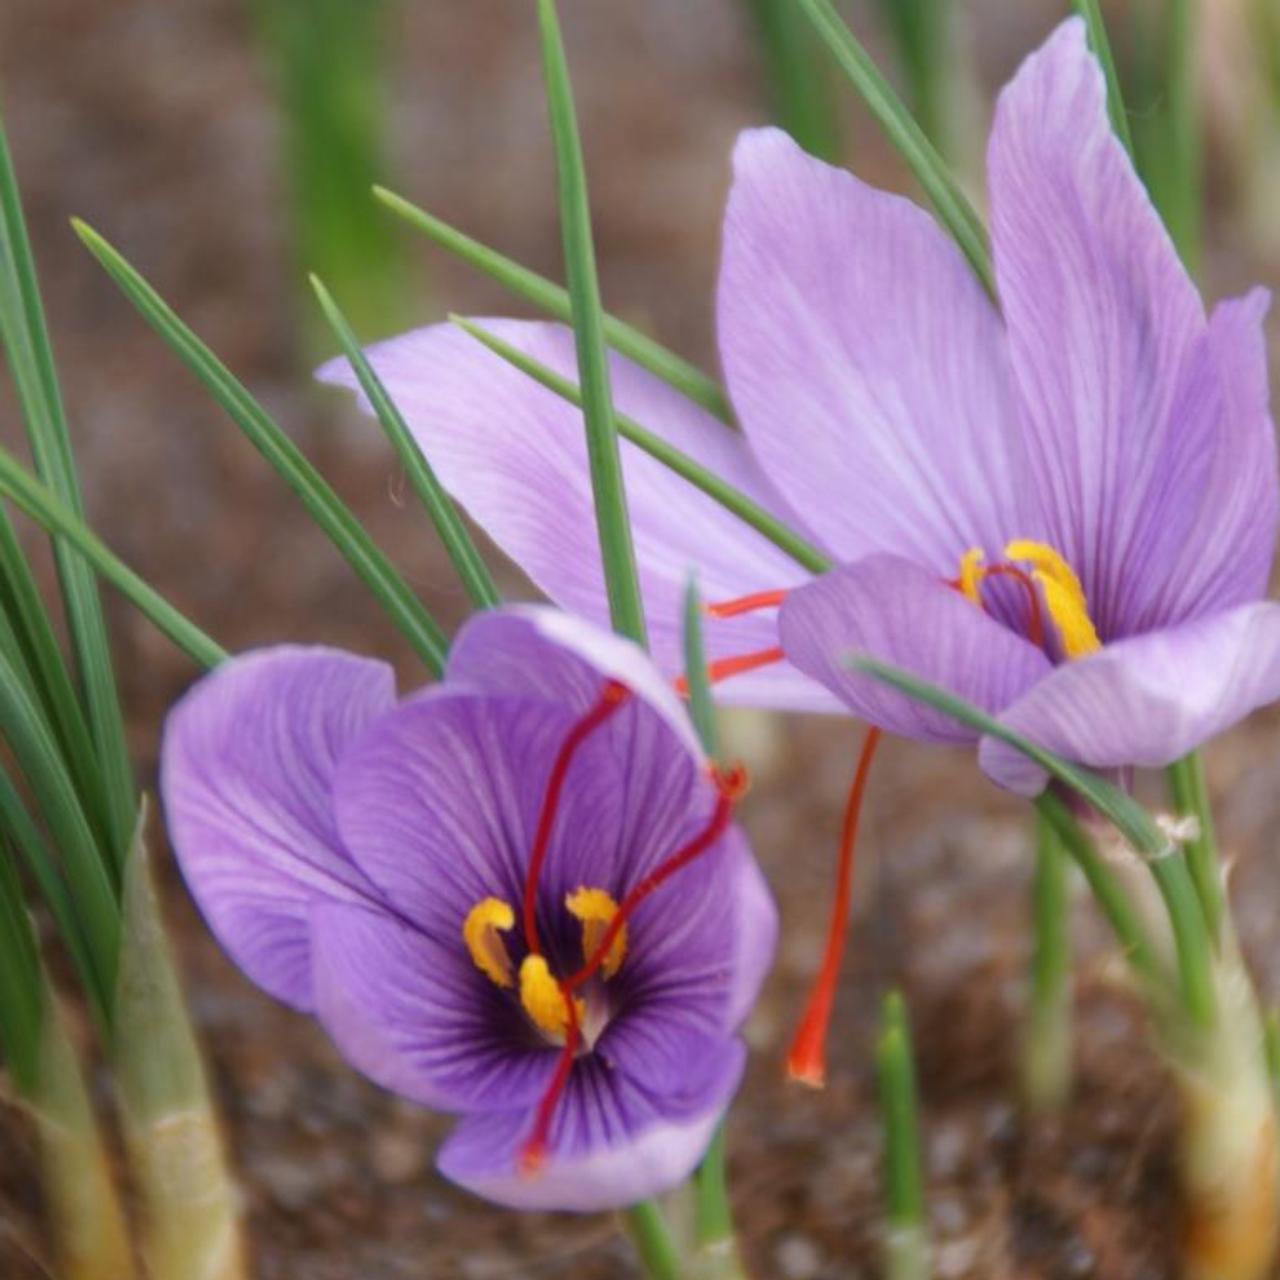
<box><xmin>320</xmin><ymin>18</ymin><xmax>1280</xmax><ymax>793</ymax></box>
<box><xmin>160</xmin><ymin>606</ymin><xmax>775</xmax><ymax>1211</ymax></box>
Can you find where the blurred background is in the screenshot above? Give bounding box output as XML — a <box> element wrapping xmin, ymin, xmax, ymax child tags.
<box><xmin>1</xmin><ymin>0</ymin><xmax>1279</xmax><ymax>1275</ymax></box>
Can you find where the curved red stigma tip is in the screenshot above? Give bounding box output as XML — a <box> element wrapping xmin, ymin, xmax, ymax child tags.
<box><xmin>713</xmin><ymin>761</ymin><xmax>750</xmax><ymax>802</ymax></box>
<box><xmin>785</xmin><ymin>727</ymin><xmax>882</xmax><ymax>1090</ymax></box>
<box><xmin>705</xmin><ymin>589</ymin><xmax>789</xmax><ymax>619</ymax></box>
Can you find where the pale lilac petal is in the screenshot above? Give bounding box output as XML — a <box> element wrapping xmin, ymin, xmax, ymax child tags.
<box><xmin>980</xmin><ymin>603</ymin><xmax>1280</xmax><ymax>795</ymax></box>
<box><xmin>319</xmin><ymin>321</ymin><xmax>828</xmax><ymax>711</ymax></box>
<box><xmin>310</xmin><ymin>902</ymin><xmax>554</xmax><ymax>1112</ymax></box>
<box><xmin>160</xmin><ymin>648</ymin><xmax>395</xmax><ymax>1010</ymax></box>
<box><xmin>778</xmin><ymin>556</ymin><xmax>1052</xmax><ymax>743</ymax></box>
<box><xmin>718</xmin><ymin>127</ymin><xmax>1030</xmax><ymax>574</ymax></box>
<box><xmin>988</xmin><ymin>18</ymin><xmax>1207</xmax><ymax>636</ymax></box>
<box><xmin>1118</xmin><ymin>291</ymin><xmax>1277</xmax><ymax>631</ymax></box>
<box><xmin>436</xmin><ymin>1042</ymin><xmax>743</xmax><ymax>1211</ymax></box>
<box><xmin>447</xmin><ymin>605</ymin><xmax>704</xmax><ymax>760</ymax></box>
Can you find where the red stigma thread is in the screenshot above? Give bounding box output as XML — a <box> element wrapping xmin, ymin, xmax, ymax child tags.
<box><xmin>518</xmin><ymin>762</ymin><xmax>746</xmax><ymax>1174</ymax></box>
<box><xmin>674</xmin><ymin>646</ymin><xmax>784</xmax><ymax>695</ymax></box>
<box><xmin>705</xmin><ymin>589</ymin><xmax>789</xmax><ymax>619</ymax></box>
<box><xmin>786</xmin><ymin>727</ymin><xmax>882</xmax><ymax>1088</ymax></box>
<box><xmin>522</xmin><ymin>679</ymin><xmax>630</xmax><ymax>956</ymax></box>
<box><xmin>982</xmin><ymin>564</ymin><xmax>1046</xmax><ymax>649</ymax></box>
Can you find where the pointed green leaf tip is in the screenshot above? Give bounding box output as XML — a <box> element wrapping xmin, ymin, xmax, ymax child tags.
<box><xmin>535</xmin><ymin>0</ymin><xmax>648</xmax><ymax>649</ymax></box>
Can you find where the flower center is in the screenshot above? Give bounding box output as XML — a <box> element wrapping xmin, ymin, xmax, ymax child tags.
<box><xmin>458</xmin><ymin>677</ymin><xmax>747</xmax><ymax>1176</ymax></box>
<box><xmin>957</xmin><ymin>540</ymin><xmax>1101</xmax><ymax>659</ymax></box>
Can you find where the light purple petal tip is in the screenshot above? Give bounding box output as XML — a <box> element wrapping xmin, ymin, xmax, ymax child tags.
<box><xmin>779</xmin><ymin>555</ymin><xmax>1052</xmax><ymax>743</ymax></box>
<box><xmin>319</xmin><ymin>320</ymin><xmax>829</xmax><ymax>711</ymax></box>
<box><xmin>160</xmin><ymin>647</ymin><xmax>395</xmax><ymax>1010</ymax></box>
<box><xmin>980</xmin><ymin>602</ymin><xmax>1280</xmax><ymax>794</ymax></box>
<box><xmin>718</xmin><ymin>126</ymin><xmax>1028</xmax><ymax>575</ymax></box>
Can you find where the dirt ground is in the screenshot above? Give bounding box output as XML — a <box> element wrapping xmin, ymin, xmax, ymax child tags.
<box><xmin>1</xmin><ymin>1</ymin><xmax>1279</xmax><ymax>1276</ymax></box>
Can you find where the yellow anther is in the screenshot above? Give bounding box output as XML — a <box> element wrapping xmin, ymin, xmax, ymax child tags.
<box><xmin>463</xmin><ymin>897</ymin><xmax>515</xmax><ymax>989</ymax></box>
<box><xmin>566</xmin><ymin>887</ymin><xmax>627</xmax><ymax>979</ymax></box>
<box><xmin>958</xmin><ymin>547</ymin><xmax>986</xmax><ymax>605</ymax></box>
<box><xmin>1004</xmin><ymin>540</ymin><xmax>1101</xmax><ymax>659</ymax></box>
<box><xmin>519</xmin><ymin>955</ymin><xmax>583</xmax><ymax>1041</ymax></box>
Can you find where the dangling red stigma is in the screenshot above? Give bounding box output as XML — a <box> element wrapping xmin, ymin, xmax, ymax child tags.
<box><xmin>705</xmin><ymin>589</ymin><xmax>789</xmax><ymax>619</ymax></box>
<box><xmin>786</xmin><ymin>726</ymin><xmax>882</xmax><ymax>1088</ymax></box>
<box><xmin>518</xmin><ymin>761</ymin><xmax>747</xmax><ymax>1175</ymax></box>
<box><xmin>522</xmin><ymin>679</ymin><xmax>630</xmax><ymax>956</ymax></box>
<box><xmin>674</xmin><ymin>646</ymin><xmax>785</xmax><ymax>695</ymax></box>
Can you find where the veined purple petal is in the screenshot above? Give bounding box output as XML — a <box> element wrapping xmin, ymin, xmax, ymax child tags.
<box><xmin>779</xmin><ymin>555</ymin><xmax>1052</xmax><ymax>743</ymax></box>
<box><xmin>311</xmin><ymin>901</ymin><xmax>554</xmax><ymax>1112</ymax></box>
<box><xmin>319</xmin><ymin>321</ymin><xmax>829</xmax><ymax>711</ymax></box>
<box><xmin>331</xmin><ymin>686</ymin><xmax>727</xmax><ymax>963</ymax></box>
<box><xmin>717</xmin><ymin>127</ymin><xmax>1030</xmax><ymax>575</ymax></box>
<box><xmin>160</xmin><ymin>648</ymin><xmax>395</xmax><ymax>1010</ymax></box>
<box><xmin>436</xmin><ymin>1041</ymin><xmax>743</xmax><ymax>1212</ymax></box>
<box><xmin>980</xmin><ymin>602</ymin><xmax>1280</xmax><ymax>795</ymax></box>
<box><xmin>447</xmin><ymin>605</ymin><xmax>703</xmax><ymax>761</ymax></box>
<box><xmin>1118</xmin><ymin>291</ymin><xmax>1277</xmax><ymax>632</ymax></box>
<box><xmin>989</xmin><ymin>18</ymin><xmax>1207</xmax><ymax>637</ymax></box>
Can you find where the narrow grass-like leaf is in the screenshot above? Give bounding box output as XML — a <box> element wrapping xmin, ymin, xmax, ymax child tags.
<box><xmin>0</xmin><ymin>845</ymin><xmax>41</xmax><ymax>1091</ymax></box>
<box><xmin>1167</xmin><ymin>750</ymin><xmax>1223</xmax><ymax>941</ymax></box>
<box><xmin>0</xmin><ymin>767</ymin><xmax>108</xmax><ymax>1029</ymax></box>
<box><xmin>0</xmin><ymin>445</ymin><xmax>226</xmax><ymax>671</ymax></box>
<box><xmin>0</xmin><ymin>647</ymin><xmax>119</xmax><ymax>1008</ymax></box>
<box><xmin>312</xmin><ymin>276</ymin><xmax>501</xmax><ymax>610</ymax></box>
<box><xmin>871</xmin><ymin>0</ymin><xmax>949</xmax><ymax>155</ymax></box>
<box><xmin>374</xmin><ymin>186</ymin><xmax>734</xmax><ymax>425</ymax></box>
<box><xmin>72</xmin><ymin>219</ymin><xmax>448</xmax><ymax>675</ymax></box>
<box><xmin>1163</xmin><ymin>0</ymin><xmax>1202</xmax><ymax>272</ymax></box>
<box><xmin>1073</xmin><ymin>0</ymin><xmax>1136</xmax><ymax>158</ymax></box>
<box><xmin>740</xmin><ymin>0</ymin><xmax>842</xmax><ymax>160</ymax></box>
<box><xmin>0</xmin><ymin>115</ymin><xmax>136</xmax><ymax>866</ymax></box>
<box><xmin>624</xmin><ymin>1201</ymin><xmax>681</xmax><ymax>1280</ymax></box>
<box><xmin>0</xmin><ymin>509</ymin><xmax>116</xmax><ymax>857</ymax></box>
<box><xmin>536</xmin><ymin>0</ymin><xmax>647</xmax><ymax>647</ymax></box>
<box><xmin>876</xmin><ymin>992</ymin><xmax>930</xmax><ymax>1280</ymax></box>
<box><xmin>848</xmin><ymin>654</ymin><xmax>1215</xmax><ymax>1024</ymax></box>
<box><xmin>682</xmin><ymin>576</ymin><xmax>719</xmax><ymax>759</ymax></box>
<box><xmin>794</xmin><ymin>0</ymin><xmax>995</xmax><ymax>296</ymax></box>
<box><xmin>452</xmin><ymin>317</ymin><xmax>831</xmax><ymax>574</ymax></box>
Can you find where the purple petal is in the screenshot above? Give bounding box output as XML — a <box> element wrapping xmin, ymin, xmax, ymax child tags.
<box><xmin>980</xmin><ymin>603</ymin><xmax>1280</xmax><ymax>795</ymax></box>
<box><xmin>778</xmin><ymin>555</ymin><xmax>1052</xmax><ymax>743</ymax></box>
<box><xmin>447</xmin><ymin>605</ymin><xmax>704</xmax><ymax>761</ymax></box>
<box><xmin>1118</xmin><ymin>291</ymin><xmax>1277</xmax><ymax>631</ymax></box>
<box><xmin>310</xmin><ymin>901</ymin><xmax>554</xmax><ymax>1112</ymax></box>
<box><xmin>160</xmin><ymin>648</ymin><xmax>395</xmax><ymax>1010</ymax></box>
<box><xmin>717</xmin><ymin>127</ymin><xmax>1029</xmax><ymax>574</ymax></box>
<box><xmin>318</xmin><ymin>321</ymin><xmax>829</xmax><ymax>711</ymax></box>
<box><xmin>436</xmin><ymin>1041</ymin><xmax>744</xmax><ymax>1211</ymax></box>
<box><xmin>332</xmin><ymin>687</ymin><xmax>727</xmax><ymax>959</ymax></box>
<box><xmin>988</xmin><ymin>18</ymin><xmax>1207</xmax><ymax>637</ymax></box>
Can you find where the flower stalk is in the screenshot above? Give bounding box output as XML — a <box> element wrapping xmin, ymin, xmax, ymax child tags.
<box><xmin>1020</xmin><ymin>811</ymin><xmax>1074</xmax><ymax>1115</ymax></box>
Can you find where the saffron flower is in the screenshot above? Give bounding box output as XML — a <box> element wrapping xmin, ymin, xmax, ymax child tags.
<box><xmin>160</xmin><ymin>606</ymin><xmax>775</xmax><ymax>1211</ymax></box>
<box><xmin>320</xmin><ymin>17</ymin><xmax>1280</xmax><ymax>794</ymax></box>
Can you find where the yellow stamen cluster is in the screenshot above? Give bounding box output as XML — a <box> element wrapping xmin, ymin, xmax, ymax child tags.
<box><xmin>956</xmin><ymin>541</ymin><xmax>1101</xmax><ymax>660</ymax></box>
<box><xmin>463</xmin><ymin>897</ymin><xmax>515</xmax><ymax>988</ymax></box>
<box><xmin>566</xmin><ymin>887</ymin><xmax>627</xmax><ymax>979</ymax></box>
<box><xmin>1004</xmin><ymin>540</ymin><xmax>1101</xmax><ymax>659</ymax></box>
<box><xmin>461</xmin><ymin>885</ymin><xmax>628</xmax><ymax>1044</ymax></box>
<box><xmin>519</xmin><ymin>955</ymin><xmax>584</xmax><ymax>1040</ymax></box>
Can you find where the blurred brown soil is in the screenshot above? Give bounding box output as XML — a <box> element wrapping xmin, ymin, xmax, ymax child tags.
<box><xmin>0</xmin><ymin>1</ymin><xmax>1278</xmax><ymax>1276</ymax></box>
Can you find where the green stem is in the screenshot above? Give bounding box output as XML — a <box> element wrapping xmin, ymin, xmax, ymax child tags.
<box><xmin>1166</xmin><ymin>751</ymin><xmax>1223</xmax><ymax>943</ymax></box>
<box><xmin>1021</xmin><ymin>812</ymin><xmax>1073</xmax><ymax>1114</ymax></box>
<box><xmin>1147</xmin><ymin>848</ymin><xmax>1216</xmax><ymax>1029</ymax></box>
<box><xmin>624</xmin><ymin>1201</ymin><xmax>682</xmax><ymax>1280</ymax></box>
<box><xmin>740</xmin><ymin>0</ymin><xmax>842</xmax><ymax>160</ymax></box>
<box><xmin>877</xmin><ymin>992</ymin><xmax>930</xmax><ymax>1280</ymax></box>
<box><xmin>1034</xmin><ymin>793</ymin><xmax>1160</xmax><ymax>993</ymax></box>
<box><xmin>694</xmin><ymin>1124</ymin><xmax>735</xmax><ymax>1249</ymax></box>
<box><xmin>1163</xmin><ymin>0</ymin><xmax>1202</xmax><ymax>272</ymax></box>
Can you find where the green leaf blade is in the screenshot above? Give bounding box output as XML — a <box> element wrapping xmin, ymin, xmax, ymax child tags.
<box><xmin>536</xmin><ymin>0</ymin><xmax>647</xmax><ymax>648</ymax></box>
<box><xmin>72</xmin><ymin>219</ymin><xmax>448</xmax><ymax>676</ymax></box>
<box><xmin>311</xmin><ymin>276</ymin><xmax>501</xmax><ymax>612</ymax></box>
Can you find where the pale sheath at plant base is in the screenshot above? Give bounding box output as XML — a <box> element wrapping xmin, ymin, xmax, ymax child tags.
<box><xmin>160</xmin><ymin>605</ymin><xmax>775</xmax><ymax>1210</ymax></box>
